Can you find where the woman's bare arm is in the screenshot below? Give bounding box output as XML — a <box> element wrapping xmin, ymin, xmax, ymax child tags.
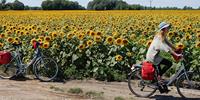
<box><xmin>165</xmin><ymin>38</ymin><xmax>176</xmax><ymax>50</ymax></box>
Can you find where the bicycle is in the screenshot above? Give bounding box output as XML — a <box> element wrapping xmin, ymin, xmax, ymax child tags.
<box><xmin>128</xmin><ymin>53</ymin><xmax>200</xmax><ymax>99</ymax></box>
<box><xmin>0</xmin><ymin>42</ymin><xmax>59</xmax><ymax>82</ymax></box>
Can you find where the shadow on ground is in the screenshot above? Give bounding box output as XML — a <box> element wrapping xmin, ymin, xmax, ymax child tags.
<box><xmin>9</xmin><ymin>75</ymin><xmax>33</xmax><ymax>81</ymax></box>
<box><xmin>153</xmin><ymin>95</ymin><xmax>200</xmax><ymax>100</ymax></box>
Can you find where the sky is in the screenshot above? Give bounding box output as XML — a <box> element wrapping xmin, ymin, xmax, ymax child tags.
<box><xmin>5</xmin><ymin>0</ymin><xmax>200</xmax><ymax>8</ymax></box>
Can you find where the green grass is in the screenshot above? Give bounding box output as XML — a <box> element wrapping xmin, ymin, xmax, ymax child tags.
<box><xmin>68</xmin><ymin>87</ymin><xmax>83</xmax><ymax>94</ymax></box>
<box><xmin>85</xmin><ymin>91</ymin><xmax>104</xmax><ymax>100</ymax></box>
<box><xmin>114</xmin><ymin>96</ymin><xmax>125</xmax><ymax>100</ymax></box>
<box><xmin>49</xmin><ymin>85</ymin><xmax>65</xmax><ymax>92</ymax></box>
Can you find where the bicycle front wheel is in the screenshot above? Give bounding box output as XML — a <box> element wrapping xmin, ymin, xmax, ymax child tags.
<box><xmin>0</xmin><ymin>61</ymin><xmax>18</xmax><ymax>79</ymax></box>
<box><xmin>128</xmin><ymin>67</ymin><xmax>157</xmax><ymax>97</ymax></box>
<box><xmin>176</xmin><ymin>71</ymin><xmax>200</xmax><ymax>98</ymax></box>
<box><xmin>34</xmin><ymin>57</ymin><xmax>58</xmax><ymax>82</ymax></box>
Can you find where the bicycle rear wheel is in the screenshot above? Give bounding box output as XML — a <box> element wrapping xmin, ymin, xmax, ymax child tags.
<box><xmin>128</xmin><ymin>67</ymin><xmax>157</xmax><ymax>97</ymax></box>
<box><xmin>0</xmin><ymin>61</ymin><xmax>18</xmax><ymax>79</ymax></box>
<box><xmin>34</xmin><ymin>57</ymin><xmax>58</xmax><ymax>82</ymax></box>
<box><xmin>176</xmin><ymin>71</ymin><xmax>200</xmax><ymax>98</ymax></box>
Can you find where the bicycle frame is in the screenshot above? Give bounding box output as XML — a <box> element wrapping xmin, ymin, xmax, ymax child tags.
<box><xmin>1</xmin><ymin>42</ymin><xmax>58</xmax><ymax>81</ymax></box>
<box><xmin>130</xmin><ymin>59</ymin><xmax>192</xmax><ymax>86</ymax></box>
<box><xmin>7</xmin><ymin>46</ymin><xmax>43</xmax><ymax>75</ymax></box>
<box><xmin>166</xmin><ymin>61</ymin><xmax>187</xmax><ymax>86</ymax></box>
<box><xmin>25</xmin><ymin>48</ymin><xmax>43</xmax><ymax>69</ymax></box>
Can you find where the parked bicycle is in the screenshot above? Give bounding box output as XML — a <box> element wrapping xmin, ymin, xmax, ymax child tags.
<box><xmin>0</xmin><ymin>41</ymin><xmax>59</xmax><ymax>82</ymax></box>
<box><xmin>128</xmin><ymin>53</ymin><xmax>200</xmax><ymax>99</ymax></box>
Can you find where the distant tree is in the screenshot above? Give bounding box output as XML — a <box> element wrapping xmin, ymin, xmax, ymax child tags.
<box><xmin>1</xmin><ymin>0</ymin><xmax>6</xmax><ymax>4</ymax></box>
<box><xmin>0</xmin><ymin>4</ymin><xmax>2</xmax><ymax>10</ymax></box>
<box><xmin>128</xmin><ymin>4</ymin><xmax>144</xmax><ymax>10</ymax></box>
<box><xmin>12</xmin><ymin>0</ymin><xmax>24</xmax><ymax>10</ymax></box>
<box><xmin>29</xmin><ymin>7</ymin><xmax>42</xmax><ymax>10</ymax></box>
<box><xmin>41</xmin><ymin>0</ymin><xmax>85</xmax><ymax>10</ymax></box>
<box><xmin>52</xmin><ymin>0</ymin><xmax>64</xmax><ymax>10</ymax></box>
<box><xmin>0</xmin><ymin>0</ymin><xmax>6</xmax><ymax>10</ymax></box>
<box><xmin>24</xmin><ymin>5</ymin><xmax>30</xmax><ymax>10</ymax></box>
<box><xmin>4</xmin><ymin>2</ymin><xmax>12</xmax><ymax>10</ymax></box>
<box><xmin>183</xmin><ymin>6</ymin><xmax>193</xmax><ymax>10</ymax></box>
<box><xmin>87</xmin><ymin>0</ymin><xmax>129</xmax><ymax>10</ymax></box>
<box><xmin>41</xmin><ymin>0</ymin><xmax>53</xmax><ymax>10</ymax></box>
<box><xmin>114</xmin><ymin>0</ymin><xmax>128</xmax><ymax>10</ymax></box>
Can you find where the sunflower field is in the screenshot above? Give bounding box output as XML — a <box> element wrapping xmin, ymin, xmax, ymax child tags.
<box><xmin>0</xmin><ymin>10</ymin><xmax>199</xmax><ymax>81</ymax></box>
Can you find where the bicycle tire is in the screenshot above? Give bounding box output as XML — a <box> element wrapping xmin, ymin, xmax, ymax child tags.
<box><xmin>176</xmin><ymin>71</ymin><xmax>200</xmax><ymax>98</ymax></box>
<box><xmin>0</xmin><ymin>61</ymin><xmax>18</xmax><ymax>79</ymax></box>
<box><xmin>128</xmin><ymin>67</ymin><xmax>157</xmax><ymax>97</ymax></box>
<box><xmin>34</xmin><ymin>57</ymin><xmax>58</xmax><ymax>82</ymax></box>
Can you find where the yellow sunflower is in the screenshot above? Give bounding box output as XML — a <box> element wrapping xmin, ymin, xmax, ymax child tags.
<box><xmin>2</xmin><ymin>25</ymin><xmax>6</xmax><ymax>29</ymax></box>
<box><xmin>78</xmin><ymin>44</ymin><xmax>86</xmax><ymax>50</ymax></box>
<box><xmin>67</xmin><ymin>33</ymin><xmax>74</xmax><ymax>39</ymax></box>
<box><xmin>25</xmin><ymin>31</ymin><xmax>30</xmax><ymax>35</ymax></box>
<box><xmin>0</xmin><ymin>33</ymin><xmax>6</xmax><ymax>38</ymax></box>
<box><xmin>106</xmin><ymin>36</ymin><xmax>113</xmax><ymax>45</ymax></box>
<box><xmin>130</xmin><ymin>34</ymin><xmax>136</xmax><ymax>40</ymax></box>
<box><xmin>86</xmin><ymin>40</ymin><xmax>93</xmax><ymax>47</ymax></box>
<box><xmin>115</xmin><ymin>38</ymin><xmax>123</xmax><ymax>45</ymax></box>
<box><xmin>14</xmin><ymin>37</ymin><xmax>20</xmax><ymax>41</ymax></box>
<box><xmin>37</xmin><ymin>39</ymin><xmax>43</xmax><ymax>43</ymax></box>
<box><xmin>52</xmin><ymin>44</ymin><xmax>60</xmax><ymax>49</ymax></box>
<box><xmin>139</xmin><ymin>39</ymin><xmax>145</xmax><ymax>45</ymax></box>
<box><xmin>126</xmin><ymin>52</ymin><xmax>133</xmax><ymax>57</ymax></box>
<box><xmin>112</xmin><ymin>32</ymin><xmax>119</xmax><ymax>38</ymax></box>
<box><xmin>90</xmin><ymin>31</ymin><xmax>96</xmax><ymax>37</ymax></box>
<box><xmin>196</xmin><ymin>33</ymin><xmax>200</xmax><ymax>39</ymax></box>
<box><xmin>115</xmin><ymin>55</ymin><xmax>123</xmax><ymax>61</ymax></box>
<box><xmin>39</xmin><ymin>36</ymin><xmax>44</xmax><ymax>40</ymax></box>
<box><xmin>44</xmin><ymin>36</ymin><xmax>51</xmax><ymax>42</ymax></box>
<box><xmin>146</xmin><ymin>40</ymin><xmax>152</xmax><ymax>47</ymax></box>
<box><xmin>0</xmin><ymin>42</ymin><xmax>4</xmax><ymax>48</ymax></box>
<box><xmin>16</xmin><ymin>30</ymin><xmax>20</xmax><ymax>34</ymax></box>
<box><xmin>7</xmin><ymin>37</ymin><xmax>14</xmax><ymax>43</ymax></box>
<box><xmin>43</xmin><ymin>42</ymin><xmax>50</xmax><ymax>49</ymax></box>
<box><xmin>167</xmin><ymin>32</ymin><xmax>174</xmax><ymax>38</ymax></box>
<box><xmin>78</xmin><ymin>33</ymin><xmax>85</xmax><ymax>40</ymax></box>
<box><xmin>196</xmin><ymin>29</ymin><xmax>200</xmax><ymax>33</ymax></box>
<box><xmin>96</xmin><ymin>32</ymin><xmax>102</xmax><ymax>36</ymax></box>
<box><xmin>22</xmin><ymin>31</ymin><xmax>27</xmax><ymax>36</ymax></box>
<box><xmin>51</xmin><ymin>32</ymin><xmax>58</xmax><ymax>38</ymax></box>
<box><xmin>60</xmin><ymin>32</ymin><xmax>65</xmax><ymax>38</ymax></box>
<box><xmin>175</xmin><ymin>37</ymin><xmax>180</xmax><ymax>41</ymax></box>
<box><xmin>184</xmin><ymin>33</ymin><xmax>192</xmax><ymax>40</ymax></box>
<box><xmin>6</xmin><ymin>31</ymin><xmax>12</xmax><ymax>35</ymax></box>
<box><xmin>122</xmin><ymin>39</ymin><xmax>128</xmax><ymax>45</ymax></box>
<box><xmin>86</xmin><ymin>30</ymin><xmax>91</xmax><ymax>36</ymax></box>
<box><xmin>195</xmin><ymin>41</ymin><xmax>200</xmax><ymax>48</ymax></box>
<box><xmin>176</xmin><ymin>43</ymin><xmax>185</xmax><ymax>50</ymax></box>
<box><xmin>94</xmin><ymin>36</ymin><xmax>102</xmax><ymax>42</ymax></box>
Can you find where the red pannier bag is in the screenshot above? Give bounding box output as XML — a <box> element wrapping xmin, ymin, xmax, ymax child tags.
<box><xmin>0</xmin><ymin>51</ymin><xmax>12</xmax><ymax>64</ymax></box>
<box><xmin>142</xmin><ymin>61</ymin><xmax>155</xmax><ymax>80</ymax></box>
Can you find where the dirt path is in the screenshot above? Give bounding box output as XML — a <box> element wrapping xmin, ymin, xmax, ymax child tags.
<box><xmin>0</xmin><ymin>78</ymin><xmax>199</xmax><ymax>100</ymax></box>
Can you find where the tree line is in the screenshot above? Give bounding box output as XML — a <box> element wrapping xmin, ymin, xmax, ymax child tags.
<box><xmin>0</xmin><ymin>0</ymin><xmax>199</xmax><ymax>10</ymax></box>
<box><xmin>0</xmin><ymin>0</ymin><xmax>24</xmax><ymax>10</ymax></box>
<box><xmin>0</xmin><ymin>0</ymin><xmax>85</xmax><ymax>10</ymax></box>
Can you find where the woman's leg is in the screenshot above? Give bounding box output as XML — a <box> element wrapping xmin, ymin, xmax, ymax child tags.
<box><xmin>159</xmin><ymin>58</ymin><xmax>172</xmax><ymax>76</ymax></box>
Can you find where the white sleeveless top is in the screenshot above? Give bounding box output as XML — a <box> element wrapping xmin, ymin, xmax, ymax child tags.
<box><xmin>146</xmin><ymin>35</ymin><xmax>172</xmax><ymax>65</ymax></box>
